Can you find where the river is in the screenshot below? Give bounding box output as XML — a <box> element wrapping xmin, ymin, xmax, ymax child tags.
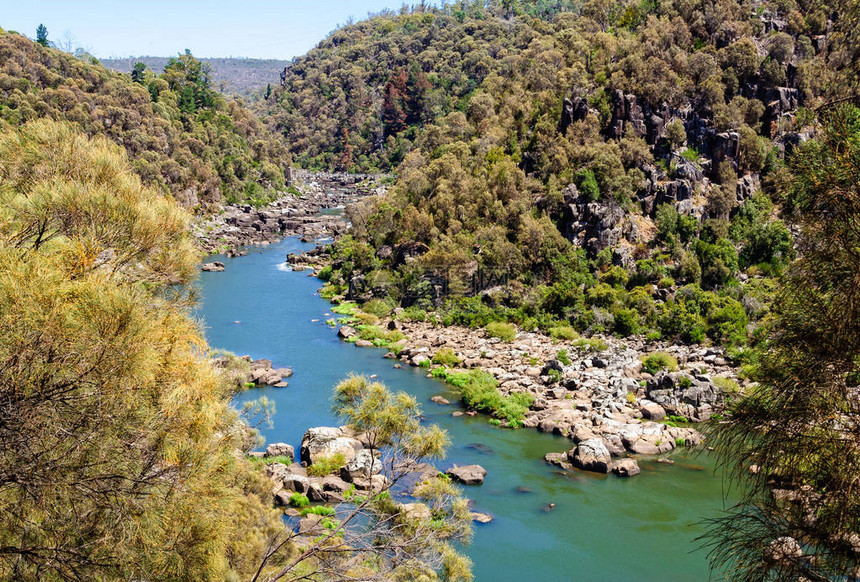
<box><xmin>197</xmin><ymin>236</ymin><xmax>731</xmax><ymax>581</ymax></box>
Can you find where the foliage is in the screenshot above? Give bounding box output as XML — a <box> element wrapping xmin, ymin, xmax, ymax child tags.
<box><xmin>641</xmin><ymin>351</ymin><xmax>679</xmax><ymax>374</ymax></box>
<box><xmin>485</xmin><ymin>321</ymin><xmax>516</xmax><ymax>342</ymax></box>
<box><xmin>253</xmin><ymin>375</ymin><xmax>473</xmax><ymax>582</ymax></box>
<box><xmin>0</xmin><ymin>32</ymin><xmax>288</xmax><ymax>207</ymax></box>
<box><xmin>307</xmin><ymin>453</ymin><xmax>347</xmax><ymax>477</ymax></box>
<box><xmin>703</xmin><ymin>106</ymin><xmax>860</xmax><ymax>581</ymax></box>
<box><xmin>289</xmin><ymin>493</ymin><xmax>310</xmax><ymax>508</ymax></box>
<box><xmin>433</xmin><ymin>347</ymin><xmax>463</xmax><ymax>367</ymax></box>
<box><xmin>0</xmin><ymin>120</ymin><xmax>282</xmax><ymax>581</ymax></box>
<box><xmin>432</xmin><ymin>369</ymin><xmax>533</xmax><ymax>427</ymax></box>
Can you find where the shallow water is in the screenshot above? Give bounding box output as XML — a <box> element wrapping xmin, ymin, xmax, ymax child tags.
<box><xmin>197</xmin><ymin>237</ymin><xmax>731</xmax><ymax>582</ymax></box>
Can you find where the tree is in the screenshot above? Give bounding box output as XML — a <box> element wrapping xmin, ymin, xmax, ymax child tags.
<box><xmin>131</xmin><ymin>61</ymin><xmax>147</xmax><ymax>84</ymax></box>
<box><xmin>0</xmin><ymin>120</ymin><xmax>281</xmax><ymax>581</ymax></box>
<box><xmin>703</xmin><ymin>105</ymin><xmax>860</xmax><ymax>581</ymax></box>
<box><xmin>35</xmin><ymin>24</ymin><xmax>48</xmax><ymax>47</ymax></box>
<box><xmin>253</xmin><ymin>375</ymin><xmax>473</xmax><ymax>582</ymax></box>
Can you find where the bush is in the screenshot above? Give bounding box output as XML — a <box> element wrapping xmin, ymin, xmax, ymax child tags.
<box><xmin>362</xmin><ymin>298</ymin><xmax>392</xmax><ymax>317</ymax></box>
<box><xmin>547</xmin><ymin>368</ymin><xmax>563</xmax><ymax>383</ymax></box>
<box><xmin>548</xmin><ymin>325</ymin><xmax>579</xmax><ymax>341</ymax></box>
<box><xmin>432</xmin><ymin>347</ymin><xmax>461</xmax><ymax>367</ymax></box>
<box><xmin>289</xmin><ymin>492</ymin><xmax>310</xmax><ymax>508</ymax></box>
<box><xmin>713</xmin><ymin>376</ymin><xmax>741</xmax><ymax>394</ymax></box>
<box><xmin>557</xmin><ymin>349</ymin><xmax>572</xmax><ymax>366</ymax></box>
<box><xmin>307</xmin><ymin>453</ymin><xmax>347</xmax><ymax>477</ymax></box>
<box><xmin>572</xmin><ymin>337</ymin><xmax>608</xmax><ymax>352</ymax></box>
<box><xmin>398</xmin><ymin>306</ymin><xmax>427</xmax><ymax>322</ymax></box>
<box><xmin>301</xmin><ymin>505</ymin><xmax>336</xmax><ymax>517</ymax></box>
<box><xmin>433</xmin><ymin>369</ymin><xmax>533</xmax><ymax>426</ymax></box>
<box><xmin>485</xmin><ymin>321</ymin><xmax>516</xmax><ymax>342</ymax></box>
<box><xmin>641</xmin><ymin>352</ymin><xmax>679</xmax><ymax>374</ymax></box>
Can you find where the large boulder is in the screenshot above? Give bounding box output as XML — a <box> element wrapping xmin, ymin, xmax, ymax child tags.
<box><xmin>446</xmin><ymin>464</ymin><xmax>487</xmax><ymax>485</ymax></box>
<box><xmin>300</xmin><ymin>427</ymin><xmax>362</xmax><ymax>465</ymax></box>
<box><xmin>570</xmin><ymin>438</ymin><xmax>611</xmax><ymax>474</ymax></box>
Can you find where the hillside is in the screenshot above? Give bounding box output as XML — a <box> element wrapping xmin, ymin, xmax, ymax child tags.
<box><xmin>263</xmin><ymin>0</ymin><xmax>859</xmax><ymax>351</ymax></box>
<box><xmin>0</xmin><ymin>31</ymin><xmax>289</xmax><ymax>208</ymax></box>
<box><xmin>101</xmin><ymin>56</ymin><xmax>291</xmax><ymax>97</ymax></box>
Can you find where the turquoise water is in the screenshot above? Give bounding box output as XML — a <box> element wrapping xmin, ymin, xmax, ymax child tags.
<box><xmin>197</xmin><ymin>237</ymin><xmax>730</xmax><ymax>582</ymax></box>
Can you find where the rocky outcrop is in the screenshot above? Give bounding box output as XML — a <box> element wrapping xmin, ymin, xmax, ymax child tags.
<box><xmin>300</xmin><ymin>426</ymin><xmax>363</xmax><ymax>466</ymax></box>
<box><xmin>194</xmin><ymin>171</ymin><xmax>388</xmax><ymax>255</ymax></box>
<box><xmin>571</xmin><ymin>439</ymin><xmax>611</xmax><ymax>473</ymax></box>
<box><xmin>211</xmin><ymin>354</ymin><xmax>292</xmax><ymax>388</ymax></box>
<box><xmin>371</xmin><ymin>319</ymin><xmax>743</xmax><ymax>475</ymax></box>
<box><xmin>561</xmin><ymin>184</ymin><xmax>627</xmax><ymax>256</ymax></box>
<box><xmin>446</xmin><ymin>464</ymin><xmax>487</xmax><ymax>485</ymax></box>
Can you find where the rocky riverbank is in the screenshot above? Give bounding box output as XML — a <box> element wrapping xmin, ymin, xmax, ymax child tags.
<box><xmin>338</xmin><ymin>317</ymin><xmax>745</xmax><ymax>477</ymax></box>
<box><xmin>194</xmin><ymin>170</ymin><xmax>388</xmax><ymax>256</ymax></box>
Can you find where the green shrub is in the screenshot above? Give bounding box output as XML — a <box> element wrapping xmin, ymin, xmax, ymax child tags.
<box><xmin>355</xmin><ymin>312</ymin><xmax>380</xmax><ymax>325</ymax></box>
<box><xmin>485</xmin><ymin>321</ymin><xmax>516</xmax><ymax>342</ymax></box>
<box><xmin>289</xmin><ymin>492</ymin><xmax>310</xmax><ymax>508</ymax></box>
<box><xmin>432</xmin><ymin>347</ymin><xmax>462</xmax><ymax>367</ymax></box>
<box><xmin>432</xmin><ymin>369</ymin><xmax>533</xmax><ymax>426</ymax></box>
<box><xmin>572</xmin><ymin>337</ymin><xmax>608</xmax><ymax>352</ymax></box>
<box><xmin>547</xmin><ymin>368</ymin><xmax>563</xmax><ymax>383</ymax></box>
<box><xmin>548</xmin><ymin>325</ymin><xmax>579</xmax><ymax>341</ymax></box>
<box><xmin>679</xmin><ymin>375</ymin><xmax>692</xmax><ymax>389</ymax></box>
<box><xmin>557</xmin><ymin>349</ymin><xmax>571</xmax><ymax>366</ymax></box>
<box><xmin>317</xmin><ymin>265</ymin><xmax>333</xmax><ymax>281</ymax></box>
<box><xmin>398</xmin><ymin>306</ymin><xmax>427</xmax><ymax>322</ymax></box>
<box><xmin>307</xmin><ymin>452</ymin><xmax>347</xmax><ymax>477</ymax></box>
<box><xmin>362</xmin><ymin>298</ymin><xmax>392</xmax><ymax>317</ymax></box>
<box><xmin>641</xmin><ymin>351</ymin><xmax>679</xmax><ymax>375</ymax></box>
<box><xmin>301</xmin><ymin>505</ymin><xmax>336</xmax><ymax>517</ymax></box>
<box><xmin>713</xmin><ymin>376</ymin><xmax>742</xmax><ymax>394</ymax></box>
<box><xmin>675</xmin><ymin>437</ymin><xmax>687</xmax><ymax>447</ymax></box>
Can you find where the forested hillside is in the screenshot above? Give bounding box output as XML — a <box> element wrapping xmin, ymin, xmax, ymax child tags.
<box><xmin>0</xmin><ymin>31</ymin><xmax>289</xmax><ymax>209</ymax></box>
<box><xmin>265</xmin><ymin>0</ymin><xmax>859</xmax><ymax>354</ymax></box>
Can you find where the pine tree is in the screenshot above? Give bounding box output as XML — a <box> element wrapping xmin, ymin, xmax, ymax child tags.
<box><xmin>703</xmin><ymin>105</ymin><xmax>860</xmax><ymax>581</ymax></box>
<box><xmin>35</xmin><ymin>24</ymin><xmax>48</xmax><ymax>47</ymax></box>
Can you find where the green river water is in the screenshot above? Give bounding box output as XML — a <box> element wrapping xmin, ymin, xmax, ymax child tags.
<box><xmin>197</xmin><ymin>236</ymin><xmax>733</xmax><ymax>582</ymax></box>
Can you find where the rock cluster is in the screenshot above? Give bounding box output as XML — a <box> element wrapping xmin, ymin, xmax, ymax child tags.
<box><xmin>211</xmin><ymin>355</ymin><xmax>293</xmax><ymax>388</ymax></box>
<box><xmin>364</xmin><ymin>320</ymin><xmax>743</xmax><ymax>476</ymax></box>
<box><xmin>194</xmin><ymin>171</ymin><xmax>387</xmax><ymax>256</ymax></box>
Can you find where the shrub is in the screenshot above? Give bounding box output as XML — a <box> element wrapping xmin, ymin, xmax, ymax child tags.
<box><xmin>398</xmin><ymin>306</ymin><xmax>427</xmax><ymax>322</ymax></box>
<box><xmin>432</xmin><ymin>347</ymin><xmax>461</xmax><ymax>367</ymax></box>
<box><xmin>307</xmin><ymin>452</ymin><xmax>347</xmax><ymax>477</ymax></box>
<box><xmin>713</xmin><ymin>376</ymin><xmax>742</xmax><ymax>394</ymax></box>
<box><xmin>641</xmin><ymin>352</ymin><xmax>679</xmax><ymax>374</ymax></box>
<box><xmin>557</xmin><ymin>349</ymin><xmax>571</xmax><ymax>366</ymax></box>
<box><xmin>572</xmin><ymin>337</ymin><xmax>608</xmax><ymax>352</ymax></box>
<box><xmin>318</xmin><ymin>265</ymin><xmax>333</xmax><ymax>281</ymax></box>
<box><xmin>289</xmin><ymin>492</ymin><xmax>310</xmax><ymax>508</ymax></box>
<box><xmin>679</xmin><ymin>376</ymin><xmax>692</xmax><ymax>389</ymax></box>
<box><xmin>485</xmin><ymin>321</ymin><xmax>516</xmax><ymax>342</ymax></box>
<box><xmin>301</xmin><ymin>505</ymin><xmax>336</xmax><ymax>517</ymax></box>
<box><xmin>362</xmin><ymin>298</ymin><xmax>392</xmax><ymax>317</ymax></box>
<box><xmin>547</xmin><ymin>368</ymin><xmax>563</xmax><ymax>384</ymax></box>
<box><xmin>548</xmin><ymin>325</ymin><xmax>579</xmax><ymax>341</ymax></box>
<box><xmin>433</xmin><ymin>369</ymin><xmax>533</xmax><ymax>426</ymax></box>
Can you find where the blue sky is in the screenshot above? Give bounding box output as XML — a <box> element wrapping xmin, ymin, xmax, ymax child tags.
<box><xmin>2</xmin><ymin>1</ymin><xmax>430</xmax><ymax>60</ymax></box>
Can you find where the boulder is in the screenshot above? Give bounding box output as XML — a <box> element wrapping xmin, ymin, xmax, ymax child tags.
<box><xmin>430</xmin><ymin>395</ymin><xmax>451</xmax><ymax>405</ymax></box>
<box><xmin>611</xmin><ymin>458</ymin><xmax>641</xmax><ymax>477</ymax></box>
<box><xmin>201</xmin><ymin>262</ymin><xmax>225</xmax><ymax>272</ymax></box>
<box><xmin>570</xmin><ymin>439</ymin><xmax>611</xmax><ymax>474</ymax></box>
<box><xmin>470</xmin><ymin>512</ymin><xmax>494</xmax><ymax>524</ymax></box>
<box><xmin>446</xmin><ymin>464</ymin><xmax>487</xmax><ymax>485</ymax></box>
<box><xmin>545</xmin><ymin>452</ymin><xmax>573</xmax><ymax>470</ymax></box>
<box><xmin>399</xmin><ymin>502</ymin><xmax>432</xmax><ymax>522</ymax></box>
<box><xmin>338</xmin><ymin>325</ymin><xmax>356</xmax><ymax>339</ymax></box>
<box><xmin>265</xmin><ymin>443</ymin><xmax>295</xmax><ymax>460</ymax></box>
<box><xmin>340</xmin><ymin>449</ymin><xmax>382</xmax><ymax>483</ymax></box>
<box><xmin>300</xmin><ymin>427</ymin><xmax>362</xmax><ymax>465</ymax></box>
<box><xmin>639</xmin><ymin>403</ymin><xmax>666</xmax><ymax>421</ymax></box>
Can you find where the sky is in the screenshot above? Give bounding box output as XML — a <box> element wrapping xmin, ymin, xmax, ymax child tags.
<box><xmin>1</xmin><ymin>0</ymin><xmax>432</xmax><ymax>60</ymax></box>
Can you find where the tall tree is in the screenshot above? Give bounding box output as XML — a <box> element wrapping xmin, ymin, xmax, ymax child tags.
<box><xmin>35</xmin><ymin>24</ymin><xmax>48</xmax><ymax>47</ymax></box>
<box><xmin>703</xmin><ymin>105</ymin><xmax>860</xmax><ymax>581</ymax></box>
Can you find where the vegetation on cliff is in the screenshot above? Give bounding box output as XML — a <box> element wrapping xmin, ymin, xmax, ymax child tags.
<box><xmin>0</xmin><ymin>31</ymin><xmax>289</xmax><ymax>208</ymax></box>
<box><xmin>271</xmin><ymin>0</ymin><xmax>857</xmax><ymax>357</ymax></box>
